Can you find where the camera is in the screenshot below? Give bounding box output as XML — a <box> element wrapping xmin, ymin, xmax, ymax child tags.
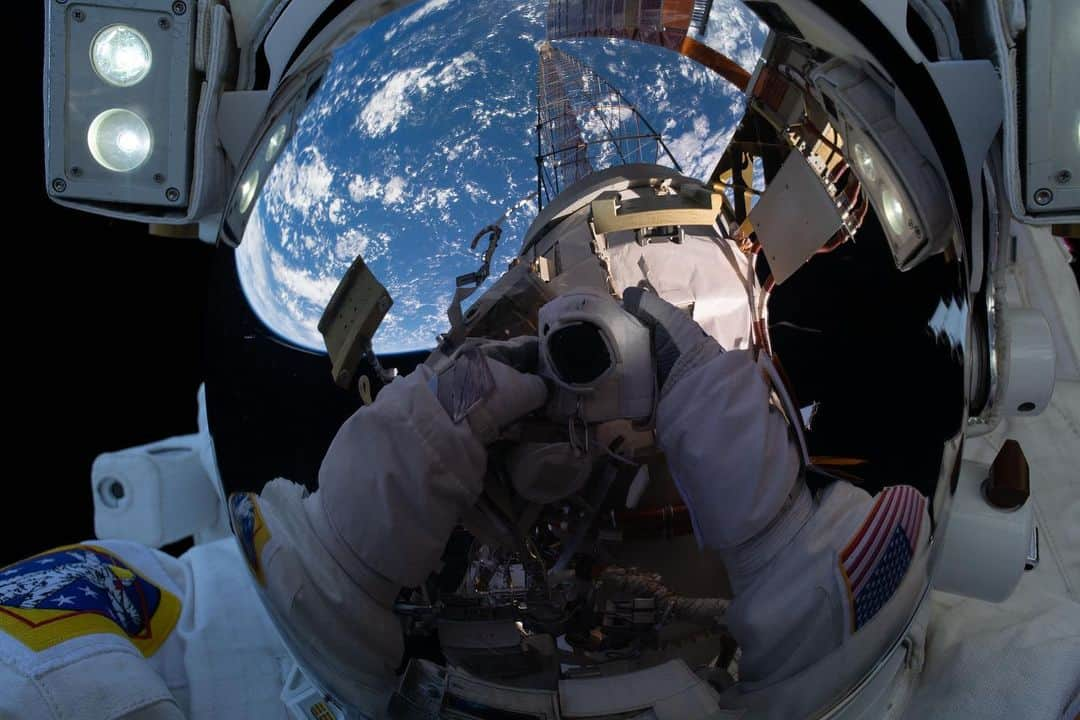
<box><xmin>538</xmin><ymin>288</ymin><xmax>655</xmax><ymax>425</ymax></box>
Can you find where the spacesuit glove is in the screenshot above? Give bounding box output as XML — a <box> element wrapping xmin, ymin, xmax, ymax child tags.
<box><xmin>432</xmin><ymin>336</ymin><xmax>548</xmax><ymax>444</ymax></box>
<box><xmin>622</xmin><ymin>286</ymin><xmax>722</xmax><ymax>397</ymax></box>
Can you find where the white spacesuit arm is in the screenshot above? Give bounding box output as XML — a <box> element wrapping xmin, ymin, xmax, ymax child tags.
<box><xmin>656</xmin><ymin>350</ymin><xmax>805</xmax><ymax>554</ymax></box>
<box><xmin>314</xmin><ymin>363</ymin><xmax>489</xmax><ymax>589</ymax></box>
<box><xmin>233</xmin><ymin>358</ymin><xmax>545</xmax><ymax>709</ymax></box>
<box><xmin>656</xmin><ymin>350</ymin><xmax>930</xmax><ymax>694</ymax></box>
<box><xmin>230</xmin><ymin>366</ymin><xmax>488</xmax><ymax>698</ymax></box>
<box><xmin>0</xmin><ymin>655</ymin><xmax>186</xmax><ymax>720</ymax></box>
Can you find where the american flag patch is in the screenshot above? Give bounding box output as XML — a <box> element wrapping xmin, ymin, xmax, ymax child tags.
<box><xmin>840</xmin><ymin>485</ymin><xmax>925</xmax><ymax>631</ymax></box>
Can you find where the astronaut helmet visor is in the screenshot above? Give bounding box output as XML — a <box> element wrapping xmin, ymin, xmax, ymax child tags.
<box><xmin>208</xmin><ymin>1</ymin><xmax>972</xmax><ymax>717</ymax></box>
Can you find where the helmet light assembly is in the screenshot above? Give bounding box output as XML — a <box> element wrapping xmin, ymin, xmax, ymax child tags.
<box><xmin>812</xmin><ymin>59</ymin><xmax>954</xmax><ymax>271</ymax></box>
<box><xmin>45</xmin><ymin>0</ymin><xmax>197</xmax><ymax>209</ymax></box>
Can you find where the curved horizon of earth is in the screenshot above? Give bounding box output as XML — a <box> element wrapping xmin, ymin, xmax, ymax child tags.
<box><xmin>236</xmin><ymin>0</ymin><xmax>767</xmax><ymax>354</ymax></box>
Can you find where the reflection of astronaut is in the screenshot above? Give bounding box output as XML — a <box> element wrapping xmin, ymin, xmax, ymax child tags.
<box><xmin>234</xmin><ymin>279</ymin><xmax>935</xmax><ymax>716</ymax></box>
<box><xmin>1</xmin><ymin>242</ymin><xmax>1079</xmax><ymax>718</ymax></box>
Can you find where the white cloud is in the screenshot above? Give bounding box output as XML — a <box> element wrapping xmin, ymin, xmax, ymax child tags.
<box><xmin>262</xmin><ymin>146</ymin><xmax>334</xmax><ymax>222</ymax></box>
<box><xmin>348</xmin><ymin>173</ymin><xmax>379</xmax><ymax>202</ymax></box>
<box><xmin>664</xmin><ymin>113</ymin><xmax>737</xmax><ymax>181</ymax></box>
<box><xmin>700</xmin><ymin>0</ymin><xmax>769</xmax><ymax>73</ymax></box>
<box><xmin>357</xmin><ymin>63</ymin><xmax>436</xmax><ymax>137</ymax></box>
<box><xmin>433</xmin><ymin>187</ymin><xmax>457</xmax><ymax>208</ymax></box>
<box><xmin>384</xmin><ymin>175</ymin><xmax>407</xmax><ymax>205</ymax></box>
<box><xmin>384</xmin><ymin>0</ymin><xmax>454</xmax><ymax>42</ymax></box>
<box><xmin>412</xmin><ymin>185</ymin><xmax>459</xmax><ymax>214</ymax></box>
<box><xmin>355</xmin><ymin>53</ymin><xmax>479</xmax><ymax>138</ymax></box>
<box><xmin>347</xmin><ymin>172</ymin><xmax>410</xmax><ymax>206</ymax></box>
<box><xmin>328</xmin><ymin>198</ymin><xmax>345</xmax><ymax>224</ymax></box>
<box><xmin>436</xmin><ymin>51</ymin><xmax>479</xmax><ymax>89</ymax></box>
<box><xmin>236</xmin><ymin>208</ymin><xmax>327</xmax><ymax>351</ymax></box>
<box><xmin>335</xmin><ymin>227</ymin><xmax>370</xmax><ymax>261</ymax></box>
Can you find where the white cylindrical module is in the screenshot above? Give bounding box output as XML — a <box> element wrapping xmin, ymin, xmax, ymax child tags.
<box><xmin>91</xmin><ymin>434</ymin><xmax>221</xmax><ymax>547</ymax></box>
<box><xmin>932</xmin><ymin>459</ymin><xmax>1034</xmax><ymax>602</ymax></box>
<box><xmin>996</xmin><ymin>307</ymin><xmax>1056</xmax><ymax>416</ymax></box>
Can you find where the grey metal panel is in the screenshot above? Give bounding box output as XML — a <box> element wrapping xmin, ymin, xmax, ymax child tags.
<box><xmin>748</xmin><ymin>151</ymin><xmax>843</xmax><ymax>284</ymax></box>
<box><xmin>46</xmin><ymin>0</ymin><xmax>196</xmax><ymax>208</ymax></box>
<box><xmin>924</xmin><ymin>60</ymin><xmax>1002</xmax><ymax>191</ymax></box>
<box><xmin>1024</xmin><ymin>0</ymin><xmax>1080</xmax><ymax>214</ymax></box>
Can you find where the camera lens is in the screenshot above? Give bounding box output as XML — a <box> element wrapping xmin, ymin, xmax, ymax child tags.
<box><xmin>547</xmin><ymin>322</ymin><xmax>612</xmax><ymax>384</ymax></box>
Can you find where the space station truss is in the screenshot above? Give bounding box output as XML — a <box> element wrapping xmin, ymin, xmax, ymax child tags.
<box><xmin>536</xmin><ymin>42</ymin><xmax>680</xmax><ymax>209</ymax></box>
<box><xmin>545</xmin><ymin>0</ymin><xmax>751</xmax><ymax>90</ymax></box>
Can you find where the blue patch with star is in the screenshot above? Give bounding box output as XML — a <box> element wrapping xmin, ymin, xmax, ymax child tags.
<box><xmin>228</xmin><ymin>492</ymin><xmax>271</xmax><ymax>584</ymax></box>
<box><xmin>0</xmin><ymin>544</ymin><xmax>180</xmax><ymax>655</ymax></box>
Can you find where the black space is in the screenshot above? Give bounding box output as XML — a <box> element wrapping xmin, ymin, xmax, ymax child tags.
<box><xmin>5</xmin><ymin>4</ymin><xmax>213</xmax><ymax>566</ymax></box>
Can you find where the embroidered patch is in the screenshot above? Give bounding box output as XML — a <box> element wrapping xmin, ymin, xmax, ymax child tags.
<box><xmin>0</xmin><ymin>544</ymin><xmax>180</xmax><ymax>655</ymax></box>
<box><xmin>229</xmin><ymin>492</ymin><xmax>271</xmax><ymax>584</ymax></box>
<box><xmin>840</xmin><ymin>485</ymin><xmax>925</xmax><ymax>631</ymax></box>
<box><xmin>436</xmin><ymin>347</ymin><xmax>495</xmax><ymax>423</ymax></box>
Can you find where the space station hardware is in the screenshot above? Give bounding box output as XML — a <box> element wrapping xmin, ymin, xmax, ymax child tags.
<box><xmin>967</xmin><ymin>219</ymin><xmax>1059</xmax><ymax>433</ymax></box>
<box><xmin>746</xmin><ymin>149</ymin><xmax>845</xmax><ymax>283</ymax></box>
<box><xmin>318</xmin><ymin>253</ymin><xmax>393</xmax><ymax>391</ymax></box>
<box><xmin>588</xmin><ymin>184</ymin><xmax>725</xmax><ymax>235</ymax></box>
<box><xmin>389</xmin><ymin>658</ymin><xmax>560</xmax><ymax>720</ymax></box>
<box><xmin>933</xmin><ymin>442</ymin><xmax>1035</xmax><ymax>602</ymax></box>
<box><xmin>444</xmin><ymin>194</ymin><xmax>542</xmax><ymax>346</ymax></box>
<box><xmin>389</xmin><ymin>656</ymin><xmax>734</xmax><ymax>720</ymax></box>
<box><xmin>966</xmin><ymin>301</ymin><xmax>1057</xmax><ymax>434</ymax></box>
<box><xmin>45</xmin><ymin>0</ymin><xmax>233</xmax><ymax>225</ymax></box>
<box><xmin>91</xmin><ymin>433</ymin><xmax>228</xmax><ymax>548</ymax></box>
<box><xmin>987</xmin><ymin>0</ymin><xmax>1080</xmax><ymax>223</ymax></box>
<box><xmin>538</xmin><ymin>288</ymin><xmax>655</xmax><ymax>425</ymax></box>
<box><xmin>808</xmin><ymin>59</ymin><xmax>953</xmax><ymax>272</ymax></box>
<box><xmin>42</xmin><ymin>0</ymin><xmax>419</xmax><ymax>232</ymax></box>
<box><xmin>993</xmin><ymin>307</ymin><xmax>1056</xmax><ymax>417</ymax></box>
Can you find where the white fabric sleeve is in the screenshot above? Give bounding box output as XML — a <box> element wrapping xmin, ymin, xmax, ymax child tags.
<box><xmin>903</xmin><ymin>581</ymin><xmax>1080</xmax><ymax>720</ymax></box>
<box><xmin>656</xmin><ymin>349</ymin><xmax>803</xmax><ymax>555</ymax></box>
<box><xmin>1</xmin><ymin>533</ymin><xmax>290</xmax><ymax>719</ymax></box>
<box><xmin>314</xmin><ymin>364</ymin><xmax>488</xmax><ymax>590</ymax></box>
<box><xmin>236</xmin><ymin>366</ymin><xmax>490</xmax><ymax>709</ymax></box>
<box><xmin>0</xmin><ymin>653</ymin><xmax>185</xmax><ymax>720</ymax></box>
<box><xmin>656</xmin><ymin>349</ymin><xmax>931</xmax><ymax>694</ymax></box>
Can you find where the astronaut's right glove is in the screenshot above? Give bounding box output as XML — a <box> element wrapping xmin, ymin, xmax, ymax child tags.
<box><xmin>621</xmin><ymin>286</ymin><xmax>723</xmax><ymax>398</ymax></box>
<box><xmin>430</xmin><ymin>336</ymin><xmax>548</xmax><ymax>444</ymax></box>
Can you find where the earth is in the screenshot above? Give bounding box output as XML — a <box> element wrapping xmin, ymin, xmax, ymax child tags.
<box><xmin>236</xmin><ymin>0</ymin><xmax>767</xmax><ymax>353</ymax></box>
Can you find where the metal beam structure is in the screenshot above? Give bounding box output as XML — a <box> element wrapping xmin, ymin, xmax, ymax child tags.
<box><xmin>545</xmin><ymin>0</ymin><xmax>751</xmax><ymax>91</ymax></box>
<box><xmin>535</xmin><ymin>42</ymin><xmax>680</xmax><ymax>209</ymax></box>
<box><xmin>537</xmin><ymin>42</ymin><xmax>594</xmax><ymax>205</ymax></box>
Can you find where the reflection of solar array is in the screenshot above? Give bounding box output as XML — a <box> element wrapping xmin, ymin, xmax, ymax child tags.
<box><xmin>536</xmin><ymin>42</ymin><xmax>679</xmax><ymax>208</ymax></box>
<box><xmin>546</xmin><ymin>0</ymin><xmax>703</xmax><ymax>51</ymax></box>
<box><xmin>545</xmin><ymin>0</ymin><xmax>750</xmax><ymax>91</ymax></box>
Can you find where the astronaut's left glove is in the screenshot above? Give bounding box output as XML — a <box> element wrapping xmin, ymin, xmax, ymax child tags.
<box><xmin>430</xmin><ymin>336</ymin><xmax>549</xmax><ymax>444</ymax></box>
<box><xmin>622</xmin><ymin>286</ymin><xmax>723</xmax><ymax>398</ymax></box>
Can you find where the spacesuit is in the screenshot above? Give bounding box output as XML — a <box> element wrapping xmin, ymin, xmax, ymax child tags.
<box><xmin>22</xmin><ymin>0</ymin><xmax>1080</xmax><ymax>712</ymax></box>
<box><xmin>4</xmin><ymin>273</ymin><xmax>1077</xmax><ymax>719</ymax></box>
<box><xmin>230</xmin><ymin>286</ymin><xmax>935</xmax><ymax>718</ymax></box>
